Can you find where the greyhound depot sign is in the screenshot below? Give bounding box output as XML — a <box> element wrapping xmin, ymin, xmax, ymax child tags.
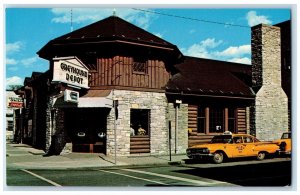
<box><xmin>52</xmin><ymin>57</ymin><xmax>89</xmax><ymax>89</ymax></box>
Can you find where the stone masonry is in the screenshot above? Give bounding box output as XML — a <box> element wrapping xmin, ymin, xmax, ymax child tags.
<box><xmin>167</xmin><ymin>103</ymin><xmax>188</xmax><ymax>154</ymax></box>
<box><xmin>251</xmin><ymin>24</ymin><xmax>288</xmax><ymax>141</ymax></box>
<box><xmin>45</xmin><ymin>95</ymin><xmax>69</xmax><ymax>154</ymax></box>
<box><xmin>106</xmin><ymin>90</ymin><xmax>188</xmax><ymax>156</ymax></box>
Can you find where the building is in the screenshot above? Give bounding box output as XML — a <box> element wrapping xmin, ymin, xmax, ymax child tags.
<box><xmin>14</xmin><ymin>16</ymin><xmax>291</xmax><ymax>156</ymax></box>
<box><xmin>6</xmin><ymin>90</ymin><xmax>24</xmax><ymax>141</ymax></box>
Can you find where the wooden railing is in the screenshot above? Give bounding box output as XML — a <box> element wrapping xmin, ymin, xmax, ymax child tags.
<box><xmin>130</xmin><ymin>136</ymin><xmax>150</xmax><ymax>154</ymax></box>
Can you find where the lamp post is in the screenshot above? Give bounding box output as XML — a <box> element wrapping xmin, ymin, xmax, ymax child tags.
<box><xmin>175</xmin><ymin>100</ymin><xmax>182</xmax><ymax>154</ymax></box>
<box><xmin>112</xmin><ymin>90</ymin><xmax>119</xmax><ymax>165</ymax></box>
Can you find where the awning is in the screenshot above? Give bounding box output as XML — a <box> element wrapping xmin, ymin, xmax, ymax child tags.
<box><xmin>53</xmin><ymin>90</ymin><xmax>113</xmax><ymax>108</ymax></box>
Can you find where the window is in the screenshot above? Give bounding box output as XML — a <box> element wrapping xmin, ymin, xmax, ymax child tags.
<box><xmin>243</xmin><ymin>136</ymin><xmax>253</xmax><ymax>143</ymax></box>
<box><xmin>228</xmin><ymin>108</ymin><xmax>236</xmax><ymax>132</ymax></box>
<box><xmin>133</xmin><ymin>58</ymin><xmax>148</xmax><ymax>74</ymax></box>
<box><xmin>233</xmin><ymin>136</ymin><xmax>242</xmax><ymax>143</ymax></box>
<box><xmin>130</xmin><ymin>109</ymin><xmax>150</xmax><ymax>136</ymax></box>
<box><xmin>209</xmin><ymin>108</ymin><xmax>224</xmax><ymax>133</ymax></box>
<box><xmin>7</xmin><ymin>121</ymin><xmax>13</xmax><ymax>131</ymax></box>
<box><xmin>197</xmin><ymin>107</ymin><xmax>206</xmax><ymax>133</ymax></box>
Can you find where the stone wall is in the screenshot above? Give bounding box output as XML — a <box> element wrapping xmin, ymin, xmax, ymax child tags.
<box><xmin>251</xmin><ymin>24</ymin><xmax>289</xmax><ymax>141</ymax></box>
<box><xmin>167</xmin><ymin>103</ymin><xmax>188</xmax><ymax>154</ymax></box>
<box><xmin>106</xmin><ymin>90</ymin><xmax>188</xmax><ymax>156</ymax></box>
<box><xmin>45</xmin><ymin>95</ymin><xmax>69</xmax><ymax>154</ymax></box>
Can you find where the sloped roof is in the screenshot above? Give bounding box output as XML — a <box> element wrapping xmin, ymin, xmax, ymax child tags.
<box><xmin>56</xmin><ymin>15</ymin><xmax>173</xmax><ymax>46</ymax></box>
<box><xmin>38</xmin><ymin>16</ymin><xmax>181</xmax><ymax>59</ymax></box>
<box><xmin>166</xmin><ymin>56</ymin><xmax>255</xmax><ymax>98</ymax></box>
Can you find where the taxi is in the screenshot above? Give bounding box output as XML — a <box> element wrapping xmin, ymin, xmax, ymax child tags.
<box><xmin>186</xmin><ymin>132</ymin><xmax>280</xmax><ymax>164</ymax></box>
<box><xmin>273</xmin><ymin>132</ymin><xmax>291</xmax><ymax>155</ymax></box>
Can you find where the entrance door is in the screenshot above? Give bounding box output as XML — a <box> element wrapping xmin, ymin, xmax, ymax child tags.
<box><xmin>65</xmin><ymin>108</ymin><xmax>110</xmax><ymax>154</ymax></box>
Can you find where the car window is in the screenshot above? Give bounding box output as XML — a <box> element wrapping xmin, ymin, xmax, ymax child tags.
<box><xmin>243</xmin><ymin>136</ymin><xmax>253</xmax><ymax>143</ymax></box>
<box><xmin>233</xmin><ymin>136</ymin><xmax>242</xmax><ymax>143</ymax></box>
<box><xmin>281</xmin><ymin>133</ymin><xmax>291</xmax><ymax>139</ymax></box>
<box><xmin>211</xmin><ymin>135</ymin><xmax>233</xmax><ymax>143</ymax></box>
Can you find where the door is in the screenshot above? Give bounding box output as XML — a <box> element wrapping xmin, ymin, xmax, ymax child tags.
<box><xmin>65</xmin><ymin>108</ymin><xmax>109</xmax><ymax>153</ymax></box>
<box><xmin>241</xmin><ymin>135</ymin><xmax>257</xmax><ymax>156</ymax></box>
<box><xmin>228</xmin><ymin>135</ymin><xmax>245</xmax><ymax>157</ymax></box>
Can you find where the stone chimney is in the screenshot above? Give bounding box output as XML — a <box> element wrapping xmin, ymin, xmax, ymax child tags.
<box><xmin>251</xmin><ymin>24</ymin><xmax>288</xmax><ymax>141</ymax></box>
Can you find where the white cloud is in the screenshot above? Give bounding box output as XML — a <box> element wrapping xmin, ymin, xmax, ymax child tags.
<box><xmin>228</xmin><ymin>57</ymin><xmax>251</xmax><ymax>65</ymax></box>
<box><xmin>154</xmin><ymin>33</ymin><xmax>163</xmax><ymax>38</ymax></box>
<box><xmin>246</xmin><ymin>11</ymin><xmax>272</xmax><ymax>27</ymax></box>
<box><xmin>8</xmin><ymin>67</ymin><xmax>19</xmax><ymax>72</ymax></box>
<box><xmin>189</xmin><ymin>29</ymin><xmax>196</xmax><ymax>34</ymax></box>
<box><xmin>21</xmin><ymin>57</ymin><xmax>37</xmax><ymax>67</ymax></box>
<box><xmin>51</xmin><ymin>8</ymin><xmax>155</xmax><ymax>29</ymax></box>
<box><xmin>6</xmin><ymin>58</ymin><xmax>18</xmax><ymax>65</ymax></box>
<box><xmin>181</xmin><ymin>38</ymin><xmax>223</xmax><ymax>58</ymax></box>
<box><xmin>181</xmin><ymin>38</ymin><xmax>251</xmax><ymax>65</ymax></box>
<box><xmin>201</xmin><ymin>38</ymin><xmax>223</xmax><ymax>49</ymax></box>
<box><xmin>6</xmin><ymin>76</ymin><xmax>23</xmax><ymax>87</ymax></box>
<box><xmin>215</xmin><ymin>45</ymin><xmax>251</xmax><ymax>58</ymax></box>
<box><xmin>6</xmin><ymin>41</ymin><xmax>23</xmax><ymax>54</ymax></box>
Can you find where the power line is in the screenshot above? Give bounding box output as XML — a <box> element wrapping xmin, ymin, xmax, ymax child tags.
<box><xmin>132</xmin><ymin>8</ymin><xmax>250</xmax><ymax>29</ymax></box>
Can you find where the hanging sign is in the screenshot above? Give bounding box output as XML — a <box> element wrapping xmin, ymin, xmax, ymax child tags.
<box><xmin>52</xmin><ymin>56</ymin><xmax>89</xmax><ymax>89</ymax></box>
<box><xmin>8</xmin><ymin>97</ymin><xmax>23</xmax><ymax>108</ymax></box>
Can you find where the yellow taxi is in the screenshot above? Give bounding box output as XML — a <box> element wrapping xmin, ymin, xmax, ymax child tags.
<box><xmin>273</xmin><ymin>132</ymin><xmax>291</xmax><ymax>155</ymax></box>
<box><xmin>186</xmin><ymin>132</ymin><xmax>280</xmax><ymax>164</ymax></box>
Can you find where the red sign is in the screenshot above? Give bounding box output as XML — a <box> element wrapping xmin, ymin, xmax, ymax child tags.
<box><xmin>8</xmin><ymin>97</ymin><xmax>23</xmax><ymax>108</ymax></box>
<box><xmin>9</xmin><ymin>102</ymin><xmax>23</xmax><ymax>108</ymax></box>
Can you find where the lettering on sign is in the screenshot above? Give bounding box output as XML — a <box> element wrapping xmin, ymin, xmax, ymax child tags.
<box><xmin>8</xmin><ymin>97</ymin><xmax>23</xmax><ymax>108</ymax></box>
<box><xmin>52</xmin><ymin>57</ymin><xmax>89</xmax><ymax>89</ymax></box>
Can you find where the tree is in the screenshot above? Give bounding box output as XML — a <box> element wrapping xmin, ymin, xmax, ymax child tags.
<box><xmin>7</xmin><ymin>85</ymin><xmax>23</xmax><ymax>91</ymax></box>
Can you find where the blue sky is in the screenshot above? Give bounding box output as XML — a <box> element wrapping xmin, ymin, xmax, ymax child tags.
<box><xmin>5</xmin><ymin>7</ymin><xmax>291</xmax><ymax>88</ymax></box>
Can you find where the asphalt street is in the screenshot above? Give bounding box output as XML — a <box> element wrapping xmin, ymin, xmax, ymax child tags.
<box><xmin>6</xmin><ymin>159</ymin><xmax>292</xmax><ymax>188</ymax></box>
<box><xmin>5</xmin><ymin>143</ymin><xmax>293</xmax><ymax>189</ymax></box>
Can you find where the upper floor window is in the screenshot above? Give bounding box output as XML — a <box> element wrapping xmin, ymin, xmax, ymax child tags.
<box><xmin>133</xmin><ymin>57</ymin><xmax>148</xmax><ymax>74</ymax></box>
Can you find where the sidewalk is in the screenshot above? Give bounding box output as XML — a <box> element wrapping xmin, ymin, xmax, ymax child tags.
<box><xmin>6</xmin><ymin>143</ymin><xmax>187</xmax><ymax>169</ymax></box>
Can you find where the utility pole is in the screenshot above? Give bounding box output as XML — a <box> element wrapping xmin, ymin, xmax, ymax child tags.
<box><xmin>175</xmin><ymin>100</ymin><xmax>182</xmax><ymax>154</ymax></box>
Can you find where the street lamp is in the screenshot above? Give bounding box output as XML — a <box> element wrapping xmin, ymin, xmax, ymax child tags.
<box><xmin>175</xmin><ymin>100</ymin><xmax>182</xmax><ymax>154</ymax></box>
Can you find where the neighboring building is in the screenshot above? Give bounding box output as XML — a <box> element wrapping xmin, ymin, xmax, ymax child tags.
<box><xmin>6</xmin><ymin>90</ymin><xmax>24</xmax><ymax>141</ymax></box>
<box><xmin>14</xmin><ymin>16</ymin><xmax>291</xmax><ymax>156</ymax></box>
<box><xmin>166</xmin><ymin>57</ymin><xmax>254</xmax><ymax>146</ymax></box>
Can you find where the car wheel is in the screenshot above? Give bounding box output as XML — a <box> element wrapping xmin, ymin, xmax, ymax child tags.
<box><xmin>213</xmin><ymin>152</ymin><xmax>224</xmax><ymax>164</ymax></box>
<box><xmin>257</xmin><ymin>152</ymin><xmax>266</xmax><ymax>160</ymax></box>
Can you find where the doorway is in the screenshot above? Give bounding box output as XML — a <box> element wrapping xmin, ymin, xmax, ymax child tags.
<box><xmin>64</xmin><ymin>108</ymin><xmax>110</xmax><ymax>154</ymax></box>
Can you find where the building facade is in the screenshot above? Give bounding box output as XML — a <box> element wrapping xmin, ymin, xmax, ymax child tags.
<box><xmin>14</xmin><ymin>16</ymin><xmax>291</xmax><ymax>156</ymax></box>
<box><xmin>6</xmin><ymin>90</ymin><xmax>24</xmax><ymax>141</ymax></box>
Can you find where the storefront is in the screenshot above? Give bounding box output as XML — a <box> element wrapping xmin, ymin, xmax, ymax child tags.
<box><xmin>15</xmin><ymin>16</ymin><xmax>290</xmax><ymax>157</ymax></box>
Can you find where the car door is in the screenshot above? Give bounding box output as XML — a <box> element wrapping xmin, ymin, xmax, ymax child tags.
<box><xmin>241</xmin><ymin>135</ymin><xmax>257</xmax><ymax>156</ymax></box>
<box><xmin>228</xmin><ymin>136</ymin><xmax>245</xmax><ymax>157</ymax></box>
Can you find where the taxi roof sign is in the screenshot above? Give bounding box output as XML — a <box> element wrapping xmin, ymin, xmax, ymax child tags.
<box><xmin>223</xmin><ymin>131</ymin><xmax>232</xmax><ymax>135</ymax></box>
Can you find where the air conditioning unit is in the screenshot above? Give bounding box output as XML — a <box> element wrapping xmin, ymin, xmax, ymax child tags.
<box><xmin>64</xmin><ymin>89</ymin><xmax>79</xmax><ymax>103</ymax></box>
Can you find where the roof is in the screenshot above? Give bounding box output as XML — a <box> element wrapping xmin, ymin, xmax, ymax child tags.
<box><xmin>56</xmin><ymin>16</ymin><xmax>173</xmax><ymax>46</ymax></box>
<box><xmin>38</xmin><ymin>16</ymin><xmax>182</xmax><ymax>59</ymax></box>
<box><xmin>82</xmin><ymin>90</ymin><xmax>111</xmax><ymax>97</ymax></box>
<box><xmin>166</xmin><ymin>56</ymin><xmax>255</xmax><ymax>98</ymax></box>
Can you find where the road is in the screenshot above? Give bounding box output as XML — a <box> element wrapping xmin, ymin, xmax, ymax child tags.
<box><xmin>6</xmin><ymin>158</ymin><xmax>292</xmax><ymax>188</ymax></box>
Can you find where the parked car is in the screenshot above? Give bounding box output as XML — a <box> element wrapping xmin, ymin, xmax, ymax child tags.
<box><xmin>273</xmin><ymin>131</ymin><xmax>291</xmax><ymax>155</ymax></box>
<box><xmin>186</xmin><ymin>132</ymin><xmax>280</xmax><ymax>164</ymax></box>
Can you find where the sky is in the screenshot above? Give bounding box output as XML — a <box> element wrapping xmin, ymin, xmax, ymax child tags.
<box><xmin>4</xmin><ymin>6</ymin><xmax>292</xmax><ymax>88</ymax></box>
